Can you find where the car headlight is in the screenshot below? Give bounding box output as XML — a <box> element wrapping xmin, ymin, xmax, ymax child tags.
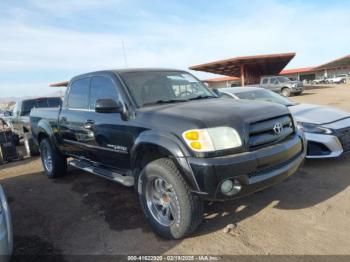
<box><xmin>182</xmin><ymin>127</ymin><xmax>242</xmax><ymax>152</ymax></box>
<box><xmin>297</xmin><ymin>122</ymin><xmax>332</xmax><ymax>134</ymax></box>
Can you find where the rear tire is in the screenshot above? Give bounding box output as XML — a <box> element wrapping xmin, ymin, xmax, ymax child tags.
<box><xmin>39</xmin><ymin>138</ymin><xmax>67</xmax><ymax>178</ymax></box>
<box><xmin>281</xmin><ymin>87</ymin><xmax>291</xmax><ymax>97</ymax></box>
<box><xmin>138</xmin><ymin>158</ymin><xmax>203</xmax><ymax>239</ymax></box>
<box><xmin>24</xmin><ymin>133</ymin><xmax>39</xmax><ymax>157</ymax></box>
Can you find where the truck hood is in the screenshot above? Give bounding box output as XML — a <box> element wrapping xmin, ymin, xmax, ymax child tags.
<box><xmin>289</xmin><ymin>103</ymin><xmax>350</xmax><ymax>125</ymax></box>
<box><xmin>139</xmin><ymin>98</ymin><xmax>290</xmax><ymax>133</ymax></box>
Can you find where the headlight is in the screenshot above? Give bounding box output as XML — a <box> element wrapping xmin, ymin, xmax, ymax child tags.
<box><xmin>297</xmin><ymin>122</ymin><xmax>332</xmax><ymax>134</ymax></box>
<box><xmin>182</xmin><ymin>127</ymin><xmax>242</xmax><ymax>152</ymax></box>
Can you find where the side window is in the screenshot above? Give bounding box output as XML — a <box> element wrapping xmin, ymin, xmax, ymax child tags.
<box><xmin>262</xmin><ymin>78</ymin><xmax>268</xmax><ymax>84</ymax></box>
<box><xmin>68</xmin><ymin>78</ymin><xmax>90</xmax><ymax>109</ymax></box>
<box><xmin>270</xmin><ymin>78</ymin><xmax>278</xmax><ymax>84</ymax></box>
<box><xmin>90</xmin><ymin>76</ymin><xmax>119</xmax><ymax>109</ymax></box>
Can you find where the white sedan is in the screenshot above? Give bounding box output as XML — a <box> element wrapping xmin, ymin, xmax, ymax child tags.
<box><xmin>217</xmin><ymin>87</ymin><xmax>350</xmax><ymax>158</ymax></box>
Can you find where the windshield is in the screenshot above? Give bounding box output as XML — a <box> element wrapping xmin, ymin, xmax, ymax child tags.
<box><xmin>21</xmin><ymin>97</ymin><xmax>62</xmax><ymax>116</ymax></box>
<box><xmin>119</xmin><ymin>71</ymin><xmax>216</xmax><ymax>107</ymax></box>
<box><xmin>277</xmin><ymin>76</ymin><xmax>291</xmax><ymax>83</ymax></box>
<box><xmin>234</xmin><ymin>89</ymin><xmax>295</xmax><ymax>106</ymax></box>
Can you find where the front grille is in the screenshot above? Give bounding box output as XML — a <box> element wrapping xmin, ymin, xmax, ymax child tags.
<box><xmin>248</xmin><ymin>115</ymin><xmax>294</xmax><ymax>150</ymax></box>
<box><xmin>337</xmin><ymin>127</ymin><xmax>350</xmax><ymax>152</ymax></box>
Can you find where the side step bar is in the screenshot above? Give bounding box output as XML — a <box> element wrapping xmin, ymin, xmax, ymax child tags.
<box><xmin>69</xmin><ymin>159</ymin><xmax>134</xmax><ymax>187</ymax></box>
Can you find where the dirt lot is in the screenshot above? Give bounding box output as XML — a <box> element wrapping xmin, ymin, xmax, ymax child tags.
<box><xmin>1</xmin><ymin>85</ymin><xmax>350</xmax><ymax>260</ymax></box>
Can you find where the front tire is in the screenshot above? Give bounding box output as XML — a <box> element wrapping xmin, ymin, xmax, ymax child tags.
<box><xmin>39</xmin><ymin>138</ymin><xmax>67</xmax><ymax>178</ymax></box>
<box><xmin>138</xmin><ymin>158</ymin><xmax>203</xmax><ymax>239</ymax></box>
<box><xmin>281</xmin><ymin>87</ymin><xmax>291</xmax><ymax>97</ymax></box>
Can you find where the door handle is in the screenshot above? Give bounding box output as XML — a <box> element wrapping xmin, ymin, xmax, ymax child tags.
<box><xmin>84</xmin><ymin>120</ymin><xmax>95</xmax><ymax>129</ymax></box>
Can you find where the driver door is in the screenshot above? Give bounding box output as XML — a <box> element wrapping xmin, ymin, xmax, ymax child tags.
<box><xmin>269</xmin><ymin>77</ymin><xmax>280</xmax><ymax>92</ymax></box>
<box><xmin>83</xmin><ymin>75</ymin><xmax>133</xmax><ymax>170</ymax></box>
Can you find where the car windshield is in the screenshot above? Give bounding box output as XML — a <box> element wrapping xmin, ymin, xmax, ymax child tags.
<box><xmin>119</xmin><ymin>71</ymin><xmax>216</xmax><ymax>107</ymax></box>
<box><xmin>234</xmin><ymin>89</ymin><xmax>295</xmax><ymax>106</ymax></box>
<box><xmin>21</xmin><ymin>97</ymin><xmax>62</xmax><ymax>116</ymax></box>
<box><xmin>277</xmin><ymin>76</ymin><xmax>291</xmax><ymax>83</ymax></box>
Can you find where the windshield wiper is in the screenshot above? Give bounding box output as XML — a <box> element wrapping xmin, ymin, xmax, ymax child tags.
<box><xmin>188</xmin><ymin>95</ymin><xmax>217</xmax><ymax>101</ymax></box>
<box><xmin>143</xmin><ymin>99</ymin><xmax>189</xmax><ymax>106</ymax></box>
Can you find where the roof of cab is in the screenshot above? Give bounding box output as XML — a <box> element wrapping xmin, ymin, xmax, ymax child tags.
<box><xmin>50</xmin><ymin>68</ymin><xmax>186</xmax><ymax>87</ymax></box>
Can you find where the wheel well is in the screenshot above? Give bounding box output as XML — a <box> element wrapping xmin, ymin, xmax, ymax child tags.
<box><xmin>132</xmin><ymin>143</ymin><xmax>197</xmax><ymax>190</ymax></box>
<box><xmin>134</xmin><ymin>144</ymin><xmax>171</xmax><ymax>171</ymax></box>
<box><xmin>37</xmin><ymin>132</ymin><xmax>48</xmax><ymax>144</ymax></box>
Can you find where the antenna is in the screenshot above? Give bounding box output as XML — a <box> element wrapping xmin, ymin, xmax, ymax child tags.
<box><xmin>122</xmin><ymin>40</ymin><xmax>128</xmax><ymax>67</ymax></box>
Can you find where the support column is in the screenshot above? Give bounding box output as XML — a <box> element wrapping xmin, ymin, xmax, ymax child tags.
<box><xmin>240</xmin><ymin>64</ymin><xmax>245</xmax><ymax>87</ymax></box>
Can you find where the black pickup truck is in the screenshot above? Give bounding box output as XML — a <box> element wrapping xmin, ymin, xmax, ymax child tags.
<box><xmin>30</xmin><ymin>69</ymin><xmax>306</xmax><ymax>239</ymax></box>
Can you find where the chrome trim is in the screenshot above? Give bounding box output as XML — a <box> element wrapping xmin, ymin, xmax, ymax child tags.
<box><xmin>63</xmin><ymin>139</ymin><xmax>128</xmax><ymax>154</ymax></box>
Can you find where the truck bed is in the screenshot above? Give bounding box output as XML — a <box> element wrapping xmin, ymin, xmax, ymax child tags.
<box><xmin>30</xmin><ymin>107</ymin><xmax>60</xmax><ymax>141</ymax></box>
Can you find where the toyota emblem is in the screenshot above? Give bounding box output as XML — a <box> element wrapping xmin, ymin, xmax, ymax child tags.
<box><xmin>273</xmin><ymin>122</ymin><xmax>283</xmax><ymax>135</ymax></box>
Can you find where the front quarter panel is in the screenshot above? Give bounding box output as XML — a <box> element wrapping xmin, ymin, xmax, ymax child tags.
<box><xmin>130</xmin><ymin>130</ymin><xmax>200</xmax><ymax>191</ymax></box>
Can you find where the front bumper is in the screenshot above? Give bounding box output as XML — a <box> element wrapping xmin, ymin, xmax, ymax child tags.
<box><xmin>187</xmin><ymin>132</ymin><xmax>306</xmax><ymax>201</ymax></box>
<box><xmin>305</xmin><ymin>118</ymin><xmax>350</xmax><ymax>158</ymax></box>
<box><xmin>305</xmin><ymin>132</ymin><xmax>343</xmax><ymax>158</ymax></box>
<box><xmin>291</xmin><ymin>86</ymin><xmax>304</xmax><ymax>93</ymax></box>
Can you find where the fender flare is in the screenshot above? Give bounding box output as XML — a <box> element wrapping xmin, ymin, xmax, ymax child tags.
<box><xmin>130</xmin><ymin>131</ymin><xmax>200</xmax><ymax>191</ymax></box>
<box><xmin>35</xmin><ymin>119</ymin><xmax>58</xmax><ymax>146</ymax></box>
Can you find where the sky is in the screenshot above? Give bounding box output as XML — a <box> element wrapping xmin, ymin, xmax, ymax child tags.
<box><xmin>0</xmin><ymin>0</ymin><xmax>349</xmax><ymax>98</ymax></box>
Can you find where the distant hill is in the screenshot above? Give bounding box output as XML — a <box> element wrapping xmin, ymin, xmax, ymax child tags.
<box><xmin>0</xmin><ymin>89</ymin><xmax>65</xmax><ymax>104</ymax></box>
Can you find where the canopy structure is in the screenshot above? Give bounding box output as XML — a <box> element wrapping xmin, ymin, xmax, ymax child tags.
<box><xmin>50</xmin><ymin>81</ymin><xmax>69</xmax><ymax>87</ymax></box>
<box><xmin>189</xmin><ymin>53</ymin><xmax>295</xmax><ymax>86</ymax></box>
<box><xmin>280</xmin><ymin>67</ymin><xmax>315</xmax><ymax>75</ymax></box>
<box><xmin>314</xmin><ymin>54</ymin><xmax>350</xmax><ymax>70</ymax></box>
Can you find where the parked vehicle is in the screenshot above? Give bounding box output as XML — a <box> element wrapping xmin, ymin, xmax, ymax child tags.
<box><xmin>311</xmin><ymin>77</ymin><xmax>327</xmax><ymax>85</ymax></box>
<box><xmin>0</xmin><ymin>185</ymin><xmax>13</xmax><ymax>261</ymax></box>
<box><xmin>218</xmin><ymin>86</ymin><xmax>350</xmax><ymax>158</ymax></box>
<box><xmin>30</xmin><ymin>69</ymin><xmax>306</xmax><ymax>239</ymax></box>
<box><xmin>11</xmin><ymin>97</ymin><xmax>62</xmax><ymax>156</ymax></box>
<box><xmin>0</xmin><ymin>111</ymin><xmax>12</xmax><ymax>119</ymax></box>
<box><xmin>325</xmin><ymin>75</ymin><xmax>347</xmax><ymax>84</ymax></box>
<box><xmin>260</xmin><ymin>76</ymin><xmax>304</xmax><ymax>97</ymax></box>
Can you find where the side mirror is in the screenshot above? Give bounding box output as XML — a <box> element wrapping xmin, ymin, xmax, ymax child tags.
<box><xmin>95</xmin><ymin>99</ymin><xmax>122</xmax><ymax>113</ymax></box>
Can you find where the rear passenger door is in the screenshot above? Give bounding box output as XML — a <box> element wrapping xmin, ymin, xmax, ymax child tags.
<box><xmin>58</xmin><ymin>77</ymin><xmax>92</xmax><ymax>159</ymax></box>
<box><xmin>84</xmin><ymin>75</ymin><xmax>132</xmax><ymax>170</ymax></box>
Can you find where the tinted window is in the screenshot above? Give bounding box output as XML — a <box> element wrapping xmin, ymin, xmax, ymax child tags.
<box><xmin>120</xmin><ymin>71</ymin><xmax>214</xmax><ymax>107</ymax></box>
<box><xmin>262</xmin><ymin>78</ymin><xmax>268</xmax><ymax>84</ymax></box>
<box><xmin>90</xmin><ymin>76</ymin><xmax>119</xmax><ymax>109</ymax></box>
<box><xmin>68</xmin><ymin>78</ymin><xmax>90</xmax><ymax>109</ymax></box>
<box><xmin>21</xmin><ymin>98</ymin><xmax>61</xmax><ymax>116</ymax></box>
<box><xmin>277</xmin><ymin>76</ymin><xmax>290</xmax><ymax>83</ymax></box>
<box><xmin>270</xmin><ymin>78</ymin><xmax>278</xmax><ymax>84</ymax></box>
<box><xmin>234</xmin><ymin>89</ymin><xmax>294</xmax><ymax>106</ymax></box>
